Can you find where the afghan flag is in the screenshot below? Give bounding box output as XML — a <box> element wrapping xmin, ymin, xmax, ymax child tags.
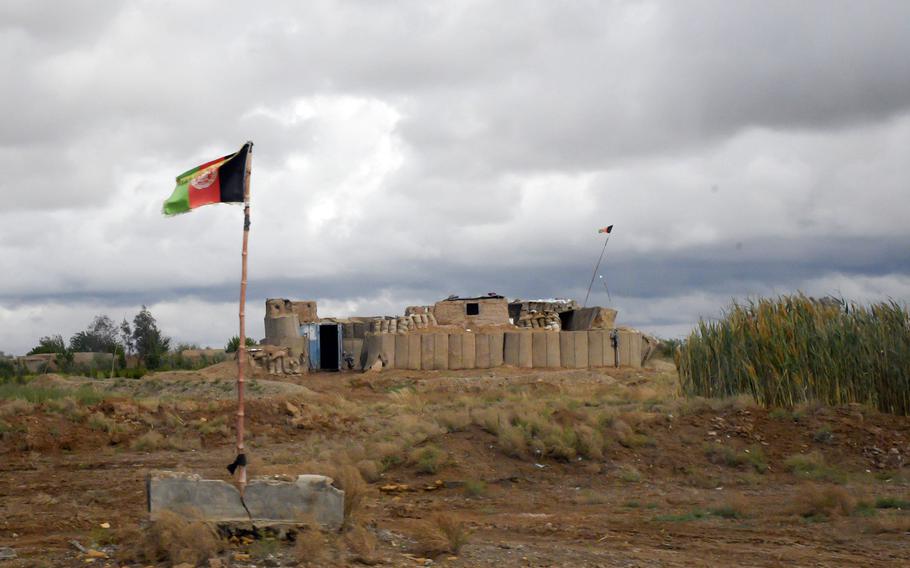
<box><xmin>163</xmin><ymin>142</ymin><xmax>251</xmax><ymax>216</ymax></box>
<box><xmin>598</xmin><ymin>225</ymin><xmax>613</xmax><ymax>234</ymax></box>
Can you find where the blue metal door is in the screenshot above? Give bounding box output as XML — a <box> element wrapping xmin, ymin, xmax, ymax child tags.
<box><xmin>301</xmin><ymin>323</ymin><xmax>320</xmax><ymax>370</ymax></box>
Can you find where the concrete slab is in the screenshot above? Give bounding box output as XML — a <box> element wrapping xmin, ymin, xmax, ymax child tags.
<box><xmin>147</xmin><ymin>471</ymin><xmax>344</xmax><ymax>530</ymax></box>
<box><xmin>244</xmin><ymin>475</ymin><xmax>344</xmax><ymax>530</ymax></box>
<box><xmin>148</xmin><ymin>471</ymin><xmax>248</xmax><ymax>522</ymax></box>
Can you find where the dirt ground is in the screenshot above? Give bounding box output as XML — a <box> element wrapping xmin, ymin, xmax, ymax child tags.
<box><xmin>1</xmin><ymin>360</ymin><xmax>909</xmax><ymax>567</ymax></box>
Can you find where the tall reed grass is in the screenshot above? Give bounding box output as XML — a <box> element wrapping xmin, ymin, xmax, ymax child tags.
<box><xmin>676</xmin><ymin>295</ymin><xmax>910</xmax><ymax>415</ymax></box>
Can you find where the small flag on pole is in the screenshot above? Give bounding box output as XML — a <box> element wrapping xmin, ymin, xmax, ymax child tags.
<box><xmin>598</xmin><ymin>225</ymin><xmax>613</xmax><ymax>234</ymax></box>
<box><xmin>163</xmin><ymin>143</ymin><xmax>251</xmax><ymax>216</ymax></box>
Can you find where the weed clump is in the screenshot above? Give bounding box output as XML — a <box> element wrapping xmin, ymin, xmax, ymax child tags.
<box><xmin>130</xmin><ymin>510</ymin><xmax>223</xmax><ymax>565</ymax></box>
<box><xmin>784</xmin><ymin>451</ymin><xmax>846</xmax><ymax>483</ymax></box>
<box><xmin>412</xmin><ymin>514</ymin><xmax>468</xmax><ymax>557</ymax></box>
<box><xmin>790</xmin><ymin>485</ymin><xmax>856</xmax><ymax>519</ymax></box>
<box><xmin>409</xmin><ymin>445</ymin><xmax>445</xmax><ymax>474</ymax></box>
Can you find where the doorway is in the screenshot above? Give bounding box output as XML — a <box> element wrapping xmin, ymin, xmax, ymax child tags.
<box><xmin>318</xmin><ymin>324</ymin><xmax>340</xmax><ymax>371</ymax></box>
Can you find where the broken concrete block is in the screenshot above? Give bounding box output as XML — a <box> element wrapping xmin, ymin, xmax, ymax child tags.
<box><xmin>147</xmin><ymin>471</ymin><xmax>344</xmax><ymax>530</ymax></box>
<box><xmin>148</xmin><ymin>471</ymin><xmax>249</xmax><ymax>522</ymax></box>
<box><xmin>243</xmin><ymin>475</ymin><xmax>344</xmax><ymax>530</ymax></box>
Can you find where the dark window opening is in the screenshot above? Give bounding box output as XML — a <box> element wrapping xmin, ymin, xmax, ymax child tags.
<box><xmin>466</xmin><ymin>302</ymin><xmax>480</xmax><ymax>316</ymax></box>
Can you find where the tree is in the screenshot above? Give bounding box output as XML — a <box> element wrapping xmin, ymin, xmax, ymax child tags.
<box><xmin>225</xmin><ymin>336</ymin><xmax>258</xmax><ymax>353</ymax></box>
<box><xmin>28</xmin><ymin>335</ymin><xmax>67</xmax><ymax>355</ymax></box>
<box><xmin>132</xmin><ymin>306</ymin><xmax>170</xmax><ymax>369</ymax></box>
<box><xmin>69</xmin><ymin>315</ymin><xmax>121</xmax><ymax>353</ymax></box>
<box><xmin>119</xmin><ymin>318</ymin><xmax>134</xmax><ymax>356</ymax></box>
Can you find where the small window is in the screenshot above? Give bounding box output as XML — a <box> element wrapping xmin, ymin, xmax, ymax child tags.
<box><xmin>466</xmin><ymin>302</ymin><xmax>480</xmax><ymax>316</ymax></box>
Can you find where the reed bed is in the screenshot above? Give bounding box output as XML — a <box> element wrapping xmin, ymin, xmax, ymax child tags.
<box><xmin>676</xmin><ymin>295</ymin><xmax>910</xmax><ymax>415</ymax></box>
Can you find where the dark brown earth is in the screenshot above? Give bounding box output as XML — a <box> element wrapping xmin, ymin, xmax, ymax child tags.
<box><xmin>1</xmin><ymin>361</ymin><xmax>908</xmax><ymax>567</ymax></box>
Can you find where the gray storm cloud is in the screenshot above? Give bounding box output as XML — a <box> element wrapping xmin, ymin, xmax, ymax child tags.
<box><xmin>1</xmin><ymin>0</ymin><xmax>908</xmax><ymax>354</ymax></box>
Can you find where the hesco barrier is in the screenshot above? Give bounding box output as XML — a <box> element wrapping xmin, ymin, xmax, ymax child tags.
<box><xmin>366</xmin><ymin>328</ymin><xmax>643</xmax><ymax>371</ymax></box>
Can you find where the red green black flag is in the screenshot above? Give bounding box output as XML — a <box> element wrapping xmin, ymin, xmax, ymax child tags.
<box><xmin>598</xmin><ymin>225</ymin><xmax>613</xmax><ymax>234</ymax></box>
<box><xmin>163</xmin><ymin>143</ymin><xmax>251</xmax><ymax>216</ymax></box>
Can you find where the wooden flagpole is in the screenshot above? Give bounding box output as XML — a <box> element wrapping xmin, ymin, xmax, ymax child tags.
<box><xmin>233</xmin><ymin>141</ymin><xmax>253</xmax><ymax>493</ymax></box>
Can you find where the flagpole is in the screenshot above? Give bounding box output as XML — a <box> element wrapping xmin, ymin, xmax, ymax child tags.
<box><xmin>234</xmin><ymin>141</ymin><xmax>253</xmax><ymax>493</ymax></box>
<box><xmin>583</xmin><ymin>234</ymin><xmax>610</xmax><ymax>308</ymax></box>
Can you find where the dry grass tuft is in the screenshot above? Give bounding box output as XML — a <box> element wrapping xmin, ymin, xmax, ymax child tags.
<box><xmin>130</xmin><ymin>430</ymin><xmax>165</xmax><ymax>451</ymax></box>
<box><xmin>294</xmin><ymin>524</ymin><xmax>328</xmax><ymax>566</ymax></box>
<box><xmin>344</xmin><ymin>524</ymin><xmax>380</xmax><ymax>565</ymax></box>
<box><xmin>408</xmin><ymin>445</ymin><xmax>446</xmax><ymax>474</ymax></box>
<box><xmin>436</xmin><ymin>408</ymin><xmax>472</xmax><ymax>432</ymax></box>
<box><xmin>863</xmin><ymin>515</ymin><xmax>910</xmax><ymax>534</ymax></box>
<box><xmin>356</xmin><ymin>459</ymin><xmax>381</xmax><ymax>483</ymax></box>
<box><xmin>129</xmin><ymin>510</ymin><xmax>223</xmax><ymax>565</ymax></box>
<box><xmin>790</xmin><ymin>485</ymin><xmax>856</xmax><ymax>519</ymax></box>
<box><xmin>412</xmin><ymin>513</ymin><xmax>469</xmax><ymax>557</ymax></box>
<box><xmin>0</xmin><ymin>399</ymin><xmax>35</xmax><ymax>417</ymax></box>
<box><xmin>332</xmin><ymin>464</ymin><xmax>367</xmax><ymax>526</ymax></box>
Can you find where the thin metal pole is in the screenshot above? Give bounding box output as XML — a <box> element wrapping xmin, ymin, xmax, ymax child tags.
<box><xmin>583</xmin><ymin>235</ymin><xmax>610</xmax><ymax>308</ymax></box>
<box><xmin>235</xmin><ymin>142</ymin><xmax>253</xmax><ymax>493</ymax></box>
<box><xmin>599</xmin><ymin>274</ymin><xmax>612</xmax><ymax>302</ymax></box>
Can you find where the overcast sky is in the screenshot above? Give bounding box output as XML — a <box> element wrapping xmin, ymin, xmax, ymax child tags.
<box><xmin>2</xmin><ymin>0</ymin><xmax>909</xmax><ymax>354</ymax></box>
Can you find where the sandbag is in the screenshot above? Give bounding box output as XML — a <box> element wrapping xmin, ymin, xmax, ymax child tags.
<box><xmin>489</xmin><ymin>332</ymin><xmax>504</xmax><ymax>367</ymax></box>
<box><xmin>462</xmin><ymin>332</ymin><xmax>476</xmax><ymax>369</ymax></box>
<box><xmin>407</xmin><ymin>334</ymin><xmax>421</xmax><ymax>370</ymax></box>
<box><xmin>421</xmin><ymin>334</ymin><xmax>435</xmax><ymax>370</ymax></box>
<box><xmin>476</xmin><ymin>334</ymin><xmax>491</xmax><ymax>369</ymax></box>
<box><xmin>433</xmin><ymin>334</ymin><xmax>448</xmax><ymax>370</ymax></box>
<box><xmin>504</xmin><ymin>332</ymin><xmax>521</xmax><ymax>367</ymax></box>
<box><xmin>531</xmin><ymin>332</ymin><xmax>548</xmax><ymax>368</ymax></box>
<box><xmin>588</xmin><ymin>330</ymin><xmax>605</xmax><ymax>367</ymax></box>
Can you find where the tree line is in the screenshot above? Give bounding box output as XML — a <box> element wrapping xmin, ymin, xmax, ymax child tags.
<box><xmin>27</xmin><ymin>306</ymin><xmax>170</xmax><ymax>370</ymax></box>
